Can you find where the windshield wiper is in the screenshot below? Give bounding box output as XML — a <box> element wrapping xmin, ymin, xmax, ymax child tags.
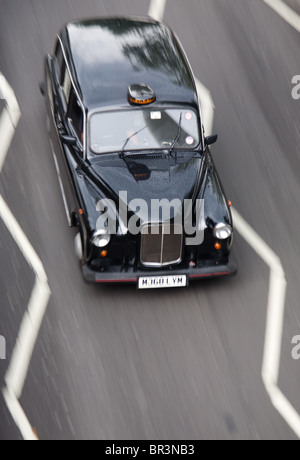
<box><xmin>169</xmin><ymin>112</ymin><xmax>182</xmax><ymax>154</ymax></box>
<box><xmin>119</xmin><ymin>125</ymin><xmax>147</xmax><ymax>157</ymax></box>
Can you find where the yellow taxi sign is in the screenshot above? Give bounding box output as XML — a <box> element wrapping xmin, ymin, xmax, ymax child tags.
<box><xmin>129</xmin><ymin>96</ymin><xmax>156</xmax><ymax>105</ymax></box>
<box><xmin>128</xmin><ymin>84</ymin><xmax>156</xmax><ymax>105</ymax></box>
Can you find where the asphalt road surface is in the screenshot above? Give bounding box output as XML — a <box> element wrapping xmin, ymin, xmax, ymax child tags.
<box><xmin>0</xmin><ymin>0</ymin><xmax>299</xmax><ymax>440</ymax></box>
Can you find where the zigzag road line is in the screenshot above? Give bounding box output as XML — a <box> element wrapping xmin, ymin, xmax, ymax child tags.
<box><xmin>263</xmin><ymin>0</ymin><xmax>300</xmax><ymax>33</ymax></box>
<box><xmin>195</xmin><ymin>79</ymin><xmax>215</xmax><ymax>136</ymax></box>
<box><xmin>148</xmin><ymin>0</ymin><xmax>167</xmax><ymax>21</ymax></box>
<box><xmin>149</xmin><ymin>0</ymin><xmax>300</xmax><ymax>439</ymax></box>
<box><xmin>0</xmin><ymin>73</ymin><xmax>51</xmax><ymax>441</ymax></box>
<box><xmin>232</xmin><ymin>208</ymin><xmax>300</xmax><ymax>438</ymax></box>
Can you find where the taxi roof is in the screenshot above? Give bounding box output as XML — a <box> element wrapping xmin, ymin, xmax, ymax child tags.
<box><xmin>60</xmin><ymin>17</ymin><xmax>199</xmax><ymax>111</ymax></box>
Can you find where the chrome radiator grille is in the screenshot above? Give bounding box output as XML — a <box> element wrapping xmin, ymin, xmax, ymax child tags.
<box><xmin>140</xmin><ymin>223</ymin><xmax>183</xmax><ymax>267</ymax></box>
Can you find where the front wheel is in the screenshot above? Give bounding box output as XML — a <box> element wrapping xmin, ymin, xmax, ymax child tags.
<box><xmin>74</xmin><ymin>232</ymin><xmax>84</xmax><ymax>263</ymax></box>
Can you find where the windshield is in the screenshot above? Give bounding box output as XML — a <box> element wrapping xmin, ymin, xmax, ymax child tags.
<box><xmin>89</xmin><ymin>108</ymin><xmax>200</xmax><ymax>154</ymax></box>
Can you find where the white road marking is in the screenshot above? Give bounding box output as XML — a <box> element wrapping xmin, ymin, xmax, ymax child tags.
<box><xmin>0</xmin><ymin>74</ymin><xmax>20</xmax><ymax>170</ymax></box>
<box><xmin>263</xmin><ymin>383</ymin><xmax>300</xmax><ymax>438</ymax></box>
<box><xmin>2</xmin><ymin>388</ymin><xmax>38</xmax><ymax>441</ymax></box>
<box><xmin>230</xmin><ymin>207</ymin><xmax>284</xmax><ymax>276</ymax></box>
<box><xmin>150</xmin><ymin>0</ymin><xmax>300</xmax><ymax>438</ymax></box>
<box><xmin>231</xmin><ymin>209</ymin><xmax>300</xmax><ymax>438</ymax></box>
<box><xmin>0</xmin><ymin>73</ymin><xmax>51</xmax><ymax>440</ymax></box>
<box><xmin>263</xmin><ymin>0</ymin><xmax>300</xmax><ymax>33</ymax></box>
<box><xmin>196</xmin><ymin>79</ymin><xmax>215</xmax><ymax>136</ymax></box>
<box><xmin>148</xmin><ymin>0</ymin><xmax>167</xmax><ymax>21</ymax></box>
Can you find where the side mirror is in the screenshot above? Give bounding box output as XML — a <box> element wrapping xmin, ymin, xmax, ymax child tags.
<box><xmin>60</xmin><ymin>132</ymin><xmax>77</xmax><ymax>146</ymax></box>
<box><xmin>39</xmin><ymin>82</ymin><xmax>45</xmax><ymax>97</ymax></box>
<box><xmin>205</xmin><ymin>134</ymin><xmax>218</xmax><ymax>146</ymax></box>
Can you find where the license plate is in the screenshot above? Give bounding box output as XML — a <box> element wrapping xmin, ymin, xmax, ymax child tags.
<box><xmin>138</xmin><ymin>275</ymin><xmax>187</xmax><ymax>289</ymax></box>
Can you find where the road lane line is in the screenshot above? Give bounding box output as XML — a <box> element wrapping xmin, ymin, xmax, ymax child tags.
<box><xmin>262</xmin><ymin>382</ymin><xmax>300</xmax><ymax>438</ymax></box>
<box><xmin>4</xmin><ymin>266</ymin><xmax>51</xmax><ymax>398</ymax></box>
<box><xmin>231</xmin><ymin>207</ymin><xmax>284</xmax><ymax>276</ymax></box>
<box><xmin>196</xmin><ymin>78</ymin><xmax>215</xmax><ymax>136</ymax></box>
<box><xmin>0</xmin><ymin>74</ymin><xmax>21</xmax><ymax>171</ymax></box>
<box><xmin>2</xmin><ymin>388</ymin><xmax>38</xmax><ymax>440</ymax></box>
<box><xmin>148</xmin><ymin>0</ymin><xmax>167</xmax><ymax>21</ymax></box>
<box><xmin>231</xmin><ymin>210</ymin><xmax>287</xmax><ymax>380</ymax></box>
<box><xmin>263</xmin><ymin>0</ymin><xmax>300</xmax><ymax>33</ymax></box>
<box><xmin>0</xmin><ymin>73</ymin><xmax>51</xmax><ymax>440</ymax></box>
<box><xmin>231</xmin><ymin>208</ymin><xmax>300</xmax><ymax>438</ymax></box>
<box><xmin>177</xmin><ymin>20</ymin><xmax>299</xmax><ymax>437</ymax></box>
<box><xmin>192</xmin><ymin>43</ymin><xmax>299</xmax><ymax>436</ymax></box>
<box><xmin>0</xmin><ymin>195</ymin><xmax>49</xmax><ymax>281</ymax></box>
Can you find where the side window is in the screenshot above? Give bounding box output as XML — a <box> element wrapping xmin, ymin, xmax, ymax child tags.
<box><xmin>54</xmin><ymin>38</ymin><xmax>70</xmax><ymax>101</ymax></box>
<box><xmin>54</xmin><ymin>39</ymin><xmax>64</xmax><ymax>74</ymax></box>
<box><xmin>54</xmin><ymin>38</ymin><xmax>71</xmax><ymax>115</ymax></box>
<box><xmin>54</xmin><ymin>39</ymin><xmax>64</xmax><ymax>83</ymax></box>
<box><xmin>47</xmin><ymin>72</ymin><xmax>54</xmax><ymax>110</ymax></box>
<box><xmin>68</xmin><ymin>88</ymin><xmax>84</xmax><ymax>142</ymax></box>
<box><xmin>63</xmin><ymin>69</ymin><xmax>71</xmax><ymax>104</ymax></box>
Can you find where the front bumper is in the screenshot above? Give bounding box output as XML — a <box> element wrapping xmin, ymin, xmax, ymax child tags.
<box><xmin>82</xmin><ymin>259</ymin><xmax>237</xmax><ymax>286</ymax></box>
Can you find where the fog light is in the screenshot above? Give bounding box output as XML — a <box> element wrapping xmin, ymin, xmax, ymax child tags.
<box><xmin>214</xmin><ymin>242</ymin><xmax>222</xmax><ymax>250</ymax></box>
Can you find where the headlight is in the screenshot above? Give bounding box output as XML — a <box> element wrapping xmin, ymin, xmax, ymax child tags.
<box><xmin>91</xmin><ymin>229</ymin><xmax>111</xmax><ymax>248</ymax></box>
<box><xmin>213</xmin><ymin>223</ymin><xmax>232</xmax><ymax>240</ymax></box>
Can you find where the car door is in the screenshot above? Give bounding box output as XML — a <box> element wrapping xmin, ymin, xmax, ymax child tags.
<box><xmin>45</xmin><ymin>38</ymin><xmax>81</xmax><ymax>227</ymax></box>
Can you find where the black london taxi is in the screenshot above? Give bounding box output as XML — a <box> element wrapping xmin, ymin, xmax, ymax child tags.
<box><xmin>40</xmin><ymin>16</ymin><xmax>236</xmax><ymax>288</ymax></box>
